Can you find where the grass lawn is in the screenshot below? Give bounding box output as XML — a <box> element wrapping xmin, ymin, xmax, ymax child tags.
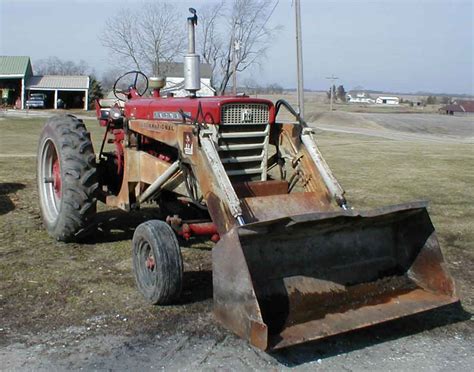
<box><xmin>0</xmin><ymin>115</ymin><xmax>472</xmax><ymax>344</ymax></box>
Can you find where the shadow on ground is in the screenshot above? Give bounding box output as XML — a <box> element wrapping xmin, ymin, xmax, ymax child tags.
<box><xmin>180</xmin><ymin>270</ymin><xmax>213</xmax><ymax>304</ymax></box>
<box><xmin>0</xmin><ymin>183</ymin><xmax>25</xmax><ymax>215</ymax></box>
<box><xmin>271</xmin><ymin>302</ymin><xmax>471</xmax><ymax>367</ymax></box>
<box><xmin>78</xmin><ymin>207</ymin><xmax>213</xmax><ymax>246</ymax></box>
<box><xmin>77</xmin><ymin>208</ymin><xmax>214</xmax><ymax>304</ymax></box>
<box><xmin>78</xmin><ymin>208</ymin><xmax>165</xmax><ymax>244</ymax></box>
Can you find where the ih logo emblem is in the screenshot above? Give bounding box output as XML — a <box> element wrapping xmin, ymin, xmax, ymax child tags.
<box><xmin>183</xmin><ymin>132</ymin><xmax>193</xmax><ymax>155</ymax></box>
<box><xmin>241</xmin><ymin>108</ymin><xmax>253</xmax><ymax>123</ymax></box>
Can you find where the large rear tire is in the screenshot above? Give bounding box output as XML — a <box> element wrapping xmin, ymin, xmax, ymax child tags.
<box><xmin>37</xmin><ymin>115</ymin><xmax>98</xmax><ymax>241</ymax></box>
<box><xmin>132</xmin><ymin>220</ymin><xmax>183</xmax><ymax>305</ymax></box>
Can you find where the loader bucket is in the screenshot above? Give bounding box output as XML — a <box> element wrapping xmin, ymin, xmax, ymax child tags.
<box><xmin>212</xmin><ymin>201</ymin><xmax>458</xmax><ymax>351</ymax></box>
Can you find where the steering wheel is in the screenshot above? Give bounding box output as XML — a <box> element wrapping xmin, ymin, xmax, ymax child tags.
<box><xmin>113</xmin><ymin>70</ymin><xmax>149</xmax><ymax>101</ymax></box>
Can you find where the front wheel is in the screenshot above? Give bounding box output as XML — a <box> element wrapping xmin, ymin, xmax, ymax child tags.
<box><xmin>132</xmin><ymin>220</ymin><xmax>183</xmax><ymax>305</ymax></box>
<box><xmin>37</xmin><ymin>115</ymin><xmax>98</xmax><ymax>241</ymax></box>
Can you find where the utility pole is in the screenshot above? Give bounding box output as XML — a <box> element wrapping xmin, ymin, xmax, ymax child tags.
<box><xmin>232</xmin><ymin>39</ymin><xmax>240</xmax><ymax>96</ymax></box>
<box><xmin>295</xmin><ymin>0</ymin><xmax>304</xmax><ymax>118</ymax></box>
<box><xmin>326</xmin><ymin>75</ymin><xmax>339</xmax><ymax>111</ymax></box>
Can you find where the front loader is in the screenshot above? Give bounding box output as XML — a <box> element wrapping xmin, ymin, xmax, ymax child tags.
<box><xmin>37</xmin><ymin>9</ymin><xmax>457</xmax><ymax>351</ymax></box>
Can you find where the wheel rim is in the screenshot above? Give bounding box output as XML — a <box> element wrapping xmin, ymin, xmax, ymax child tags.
<box><xmin>39</xmin><ymin>139</ymin><xmax>61</xmax><ymax>224</ymax></box>
<box><xmin>137</xmin><ymin>240</ymin><xmax>158</xmax><ymax>290</ymax></box>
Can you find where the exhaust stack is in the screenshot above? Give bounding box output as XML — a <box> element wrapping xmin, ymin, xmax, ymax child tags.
<box><xmin>184</xmin><ymin>8</ymin><xmax>201</xmax><ymax>97</ymax></box>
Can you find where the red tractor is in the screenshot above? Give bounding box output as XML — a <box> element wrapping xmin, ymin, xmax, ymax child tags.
<box><xmin>37</xmin><ymin>9</ymin><xmax>457</xmax><ymax>351</ymax></box>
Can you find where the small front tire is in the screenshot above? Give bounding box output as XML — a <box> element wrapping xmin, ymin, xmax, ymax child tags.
<box><xmin>132</xmin><ymin>220</ymin><xmax>183</xmax><ymax>305</ymax></box>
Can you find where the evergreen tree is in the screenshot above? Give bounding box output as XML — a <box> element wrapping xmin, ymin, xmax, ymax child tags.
<box><xmin>88</xmin><ymin>76</ymin><xmax>104</xmax><ymax>109</ymax></box>
<box><xmin>336</xmin><ymin>85</ymin><xmax>346</xmax><ymax>102</ymax></box>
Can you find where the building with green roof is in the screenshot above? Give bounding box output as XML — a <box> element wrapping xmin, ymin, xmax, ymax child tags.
<box><xmin>0</xmin><ymin>56</ymin><xmax>33</xmax><ymax>109</ymax></box>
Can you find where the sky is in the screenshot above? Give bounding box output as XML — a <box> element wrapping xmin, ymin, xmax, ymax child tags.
<box><xmin>1</xmin><ymin>0</ymin><xmax>473</xmax><ymax>94</ymax></box>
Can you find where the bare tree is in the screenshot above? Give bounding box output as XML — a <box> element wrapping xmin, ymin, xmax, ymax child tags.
<box><xmin>198</xmin><ymin>1</ymin><xmax>225</xmax><ymax>88</ymax></box>
<box><xmin>34</xmin><ymin>56</ymin><xmax>89</xmax><ymax>75</ymax></box>
<box><xmin>200</xmin><ymin>0</ymin><xmax>280</xmax><ymax>94</ymax></box>
<box><xmin>101</xmin><ymin>0</ymin><xmax>280</xmax><ymax>94</ymax></box>
<box><xmin>100</xmin><ymin>1</ymin><xmax>185</xmax><ymax>75</ymax></box>
<box><xmin>101</xmin><ymin>67</ymin><xmax>125</xmax><ymax>92</ymax></box>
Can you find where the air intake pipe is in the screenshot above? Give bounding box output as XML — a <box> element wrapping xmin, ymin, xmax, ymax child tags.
<box><xmin>184</xmin><ymin>8</ymin><xmax>201</xmax><ymax>97</ymax></box>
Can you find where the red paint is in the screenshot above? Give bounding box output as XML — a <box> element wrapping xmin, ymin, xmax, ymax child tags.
<box><xmin>146</xmin><ymin>150</ymin><xmax>171</xmax><ymax>162</ymax></box>
<box><xmin>52</xmin><ymin>157</ymin><xmax>61</xmax><ymax>198</ymax></box>
<box><xmin>158</xmin><ymin>154</ymin><xmax>171</xmax><ymax>162</ymax></box>
<box><xmin>112</xmin><ymin>130</ymin><xmax>125</xmax><ymax>175</ymax></box>
<box><xmin>124</xmin><ymin>95</ymin><xmax>276</xmax><ymax>125</ymax></box>
<box><xmin>146</xmin><ymin>256</ymin><xmax>155</xmax><ymax>270</ymax></box>
<box><xmin>178</xmin><ymin>222</ymin><xmax>219</xmax><ymax>241</ymax></box>
<box><xmin>95</xmin><ymin>99</ymin><xmax>102</xmax><ymax>119</ymax></box>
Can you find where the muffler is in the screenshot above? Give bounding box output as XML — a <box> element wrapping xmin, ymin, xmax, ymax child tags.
<box><xmin>212</xmin><ymin>201</ymin><xmax>457</xmax><ymax>350</ymax></box>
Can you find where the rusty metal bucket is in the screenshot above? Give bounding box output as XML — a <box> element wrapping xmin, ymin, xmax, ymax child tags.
<box><xmin>212</xmin><ymin>201</ymin><xmax>458</xmax><ymax>351</ymax></box>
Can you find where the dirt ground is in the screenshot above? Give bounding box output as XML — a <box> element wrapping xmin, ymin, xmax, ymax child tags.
<box><xmin>0</xmin><ymin>111</ymin><xmax>473</xmax><ymax>371</ymax></box>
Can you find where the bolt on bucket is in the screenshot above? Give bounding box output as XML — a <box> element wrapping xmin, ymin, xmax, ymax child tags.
<box><xmin>212</xmin><ymin>201</ymin><xmax>457</xmax><ymax>351</ymax></box>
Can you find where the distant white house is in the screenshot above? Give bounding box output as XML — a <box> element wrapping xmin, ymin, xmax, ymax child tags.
<box><xmin>160</xmin><ymin>62</ymin><xmax>215</xmax><ymax>97</ymax></box>
<box><xmin>347</xmin><ymin>92</ymin><xmax>375</xmax><ymax>104</ymax></box>
<box><xmin>376</xmin><ymin>96</ymin><xmax>400</xmax><ymax>105</ymax></box>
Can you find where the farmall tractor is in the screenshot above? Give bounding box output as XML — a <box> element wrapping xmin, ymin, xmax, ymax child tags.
<box><xmin>37</xmin><ymin>9</ymin><xmax>457</xmax><ymax>350</ymax></box>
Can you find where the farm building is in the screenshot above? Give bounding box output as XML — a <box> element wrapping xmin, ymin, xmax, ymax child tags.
<box><xmin>440</xmin><ymin>100</ymin><xmax>474</xmax><ymax>116</ymax></box>
<box><xmin>376</xmin><ymin>96</ymin><xmax>400</xmax><ymax>105</ymax></box>
<box><xmin>160</xmin><ymin>62</ymin><xmax>215</xmax><ymax>97</ymax></box>
<box><xmin>0</xmin><ymin>56</ymin><xmax>89</xmax><ymax>110</ymax></box>
<box><xmin>26</xmin><ymin>75</ymin><xmax>89</xmax><ymax>110</ymax></box>
<box><xmin>347</xmin><ymin>91</ymin><xmax>375</xmax><ymax>104</ymax></box>
<box><xmin>0</xmin><ymin>56</ymin><xmax>32</xmax><ymax>109</ymax></box>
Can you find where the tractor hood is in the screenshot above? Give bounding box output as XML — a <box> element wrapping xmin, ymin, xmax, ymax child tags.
<box><xmin>124</xmin><ymin>96</ymin><xmax>275</xmax><ymax>125</ymax></box>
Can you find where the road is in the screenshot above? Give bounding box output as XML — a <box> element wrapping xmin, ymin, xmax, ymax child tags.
<box><xmin>310</xmin><ymin>112</ymin><xmax>474</xmax><ymax>144</ymax></box>
<box><xmin>312</xmin><ymin>123</ymin><xmax>473</xmax><ymax>144</ymax></box>
<box><xmin>1</xmin><ymin>305</ymin><xmax>472</xmax><ymax>371</ymax></box>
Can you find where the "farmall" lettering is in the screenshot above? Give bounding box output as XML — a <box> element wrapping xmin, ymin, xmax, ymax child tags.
<box><xmin>153</xmin><ymin>111</ymin><xmax>190</xmax><ymax>120</ymax></box>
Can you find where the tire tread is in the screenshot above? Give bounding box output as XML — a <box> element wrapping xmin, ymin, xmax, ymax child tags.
<box><xmin>37</xmin><ymin>115</ymin><xmax>97</xmax><ymax>241</ymax></box>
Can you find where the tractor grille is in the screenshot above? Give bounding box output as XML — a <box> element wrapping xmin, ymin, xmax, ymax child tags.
<box><xmin>221</xmin><ymin>103</ymin><xmax>270</xmax><ymax>125</ymax></box>
<box><xmin>218</xmin><ymin>103</ymin><xmax>270</xmax><ymax>181</ymax></box>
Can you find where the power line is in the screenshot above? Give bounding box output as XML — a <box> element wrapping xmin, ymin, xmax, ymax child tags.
<box><xmin>256</xmin><ymin>0</ymin><xmax>280</xmax><ymax>37</ymax></box>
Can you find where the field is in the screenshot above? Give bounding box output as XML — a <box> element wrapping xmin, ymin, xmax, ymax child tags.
<box><xmin>1</xmin><ymin>110</ymin><xmax>473</xmax><ymax>370</ymax></box>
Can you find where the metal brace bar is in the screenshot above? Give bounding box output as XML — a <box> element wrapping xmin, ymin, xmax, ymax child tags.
<box><xmin>301</xmin><ymin>127</ymin><xmax>348</xmax><ymax>208</ymax></box>
<box><xmin>200</xmin><ymin>129</ymin><xmax>245</xmax><ymax>225</ymax></box>
<box><xmin>138</xmin><ymin>161</ymin><xmax>180</xmax><ymax>204</ymax></box>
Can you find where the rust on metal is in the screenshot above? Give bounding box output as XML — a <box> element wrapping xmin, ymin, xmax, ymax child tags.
<box><xmin>105</xmin><ymin>147</ymin><xmax>175</xmax><ymax>210</ymax></box>
<box><xmin>129</xmin><ymin>119</ymin><xmax>179</xmax><ymax>147</ymax></box>
<box><xmin>233</xmin><ymin>180</ymin><xmax>289</xmax><ymax>198</ymax></box>
<box><xmin>271</xmin><ymin>289</ymin><xmax>455</xmax><ymax>350</ymax></box>
<box><xmin>273</xmin><ymin>122</ymin><xmax>337</xmax><ymax>204</ymax></box>
<box><xmin>213</xmin><ymin>202</ymin><xmax>458</xmax><ymax>351</ymax></box>
<box><xmin>240</xmin><ymin>192</ymin><xmax>334</xmax><ymax>223</ymax></box>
